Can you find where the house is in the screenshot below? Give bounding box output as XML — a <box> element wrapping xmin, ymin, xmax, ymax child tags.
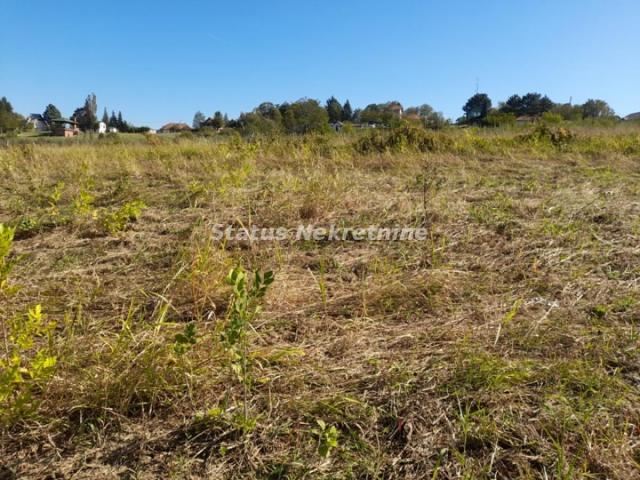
<box><xmin>159</xmin><ymin>122</ymin><xmax>191</xmax><ymax>133</ymax></box>
<box><xmin>50</xmin><ymin>118</ymin><xmax>80</xmax><ymax>137</ymax></box>
<box><xmin>329</xmin><ymin>121</ymin><xmax>343</xmax><ymax>132</ymax></box>
<box><xmin>623</xmin><ymin>112</ymin><xmax>640</xmax><ymax>121</ymax></box>
<box><xmin>516</xmin><ymin>115</ymin><xmax>538</xmax><ymax>124</ymax></box>
<box><xmin>386</xmin><ymin>101</ymin><xmax>404</xmax><ymax>118</ymax></box>
<box><xmin>25</xmin><ymin>114</ymin><xmax>49</xmax><ymax>132</ymax></box>
<box><xmin>97</xmin><ymin>122</ymin><xmax>107</xmax><ymax>134</ymax></box>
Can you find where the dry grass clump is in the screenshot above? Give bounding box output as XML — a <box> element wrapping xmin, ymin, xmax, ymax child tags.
<box><xmin>1</xmin><ymin>127</ymin><xmax>640</xmax><ymax>478</ymax></box>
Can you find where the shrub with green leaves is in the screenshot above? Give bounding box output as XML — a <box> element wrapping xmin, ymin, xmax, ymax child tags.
<box><xmin>0</xmin><ymin>223</ymin><xmax>16</xmax><ymax>291</ymax></box>
<box><xmin>223</xmin><ymin>266</ymin><xmax>274</xmax><ymax>417</ymax></box>
<box><xmin>101</xmin><ymin>200</ymin><xmax>146</xmax><ymax>234</ymax></box>
<box><xmin>0</xmin><ymin>305</ymin><xmax>57</xmax><ymax>425</ymax></box>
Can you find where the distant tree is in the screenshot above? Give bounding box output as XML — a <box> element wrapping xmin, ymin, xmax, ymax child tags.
<box><xmin>0</xmin><ymin>97</ymin><xmax>23</xmax><ymax>133</ymax></box>
<box><xmin>212</xmin><ymin>111</ymin><xmax>225</xmax><ymax>128</ymax></box>
<box><xmin>238</xmin><ymin>111</ymin><xmax>282</xmax><ymax>136</ymax></box>
<box><xmin>256</xmin><ymin>102</ymin><xmax>282</xmax><ymax>123</ymax></box>
<box><xmin>325</xmin><ymin>96</ymin><xmax>343</xmax><ymax>123</ymax></box>
<box><xmin>115</xmin><ymin>111</ymin><xmax>131</xmax><ymax>132</ymax></box>
<box><xmin>483</xmin><ymin>110</ymin><xmax>516</xmax><ymax>127</ymax></box>
<box><xmin>462</xmin><ymin>93</ymin><xmax>491</xmax><ymax>122</ymax></box>
<box><xmin>342</xmin><ymin>100</ymin><xmax>353</xmax><ymax>122</ymax></box>
<box><xmin>280</xmin><ymin>98</ymin><xmax>329</xmax><ymax>134</ymax></box>
<box><xmin>101</xmin><ymin>108</ymin><xmax>109</xmax><ymax>125</ymax></box>
<box><xmin>581</xmin><ymin>99</ymin><xmax>615</xmax><ymax>118</ymax></box>
<box><xmin>72</xmin><ymin>93</ymin><xmax>98</xmax><ymax>131</ymax></box>
<box><xmin>43</xmin><ymin>104</ymin><xmax>62</xmax><ymax>124</ymax></box>
<box><xmin>192</xmin><ymin>111</ymin><xmax>206</xmax><ymax>129</ymax></box>
<box><xmin>551</xmin><ymin>103</ymin><xmax>583</xmax><ymax>121</ymax></box>
<box><xmin>359</xmin><ymin>102</ymin><xmax>402</xmax><ymax>126</ymax></box>
<box><xmin>501</xmin><ymin>93</ymin><xmax>554</xmax><ymax>117</ymax></box>
<box><xmin>108</xmin><ymin>111</ymin><xmax>118</xmax><ymax>128</ymax></box>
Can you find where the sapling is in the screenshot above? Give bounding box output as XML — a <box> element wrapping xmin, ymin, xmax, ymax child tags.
<box><xmin>223</xmin><ymin>265</ymin><xmax>274</xmax><ymax>419</ymax></box>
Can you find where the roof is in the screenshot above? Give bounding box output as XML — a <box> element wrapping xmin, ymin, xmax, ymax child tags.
<box><xmin>51</xmin><ymin>118</ymin><xmax>79</xmax><ymax>125</ymax></box>
<box><xmin>160</xmin><ymin>122</ymin><xmax>191</xmax><ymax>131</ymax></box>
<box><xmin>623</xmin><ymin>112</ymin><xmax>640</xmax><ymax>121</ymax></box>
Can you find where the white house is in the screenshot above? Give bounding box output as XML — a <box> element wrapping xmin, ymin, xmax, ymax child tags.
<box><xmin>108</xmin><ymin>127</ymin><xmax>118</xmax><ymax>133</ymax></box>
<box><xmin>97</xmin><ymin>121</ymin><xmax>107</xmax><ymax>134</ymax></box>
<box><xmin>25</xmin><ymin>114</ymin><xmax>48</xmax><ymax>132</ymax></box>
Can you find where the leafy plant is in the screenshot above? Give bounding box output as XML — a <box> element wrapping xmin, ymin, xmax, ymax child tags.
<box><xmin>47</xmin><ymin>181</ymin><xmax>65</xmax><ymax>215</ymax></box>
<box><xmin>312</xmin><ymin>419</ymin><xmax>339</xmax><ymax>458</ymax></box>
<box><xmin>0</xmin><ymin>305</ymin><xmax>57</xmax><ymax>424</ymax></box>
<box><xmin>101</xmin><ymin>200</ymin><xmax>146</xmax><ymax>234</ymax></box>
<box><xmin>173</xmin><ymin>322</ymin><xmax>197</xmax><ymax>355</ymax></box>
<box><xmin>223</xmin><ymin>266</ymin><xmax>274</xmax><ymax>417</ymax></box>
<box><xmin>72</xmin><ymin>188</ymin><xmax>95</xmax><ymax>217</ymax></box>
<box><xmin>0</xmin><ymin>223</ymin><xmax>17</xmax><ymax>292</ymax></box>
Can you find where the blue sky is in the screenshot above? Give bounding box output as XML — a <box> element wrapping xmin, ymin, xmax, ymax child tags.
<box><xmin>1</xmin><ymin>0</ymin><xmax>638</xmax><ymax>128</ymax></box>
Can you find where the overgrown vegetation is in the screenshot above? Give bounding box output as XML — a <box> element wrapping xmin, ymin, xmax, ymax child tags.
<box><xmin>1</xmin><ymin>125</ymin><xmax>640</xmax><ymax>478</ymax></box>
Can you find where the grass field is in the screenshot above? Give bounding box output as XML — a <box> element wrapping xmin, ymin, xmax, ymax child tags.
<box><xmin>1</xmin><ymin>125</ymin><xmax>640</xmax><ymax>479</ymax></box>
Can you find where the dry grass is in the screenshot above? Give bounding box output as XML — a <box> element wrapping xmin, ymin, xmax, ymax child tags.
<box><xmin>1</xmin><ymin>127</ymin><xmax>640</xmax><ymax>479</ymax></box>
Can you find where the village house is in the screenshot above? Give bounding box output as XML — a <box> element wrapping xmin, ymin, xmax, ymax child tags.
<box><xmin>25</xmin><ymin>114</ymin><xmax>49</xmax><ymax>132</ymax></box>
<box><xmin>51</xmin><ymin>118</ymin><xmax>80</xmax><ymax>137</ymax></box>
<box><xmin>159</xmin><ymin>122</ymin><xmax>191</xmax><ymax>133</ymax></box>
<box><xmin>387</xmin><ymin>101</ymin><xmax>404</xmax><ymax>118</ymax></box>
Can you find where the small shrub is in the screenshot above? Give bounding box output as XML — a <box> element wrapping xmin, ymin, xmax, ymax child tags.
<box><xmin>0</xmin><ymin>305</ymin><xmax>57</xmax><ymax>425</ymax></box>
<box><xmin>520</xmin><ymin>124</ymin><xmax>575</xmax><ymax>148</ymax></box>
<box><xmin>101</xmin><ymin>200</ymin><xmax>146</xmax><ymax>234</ymax></box>
<box><xmin>0</xmin><ymin>223</ymin><xmax>17</xmax><ymax>293</ymax></box>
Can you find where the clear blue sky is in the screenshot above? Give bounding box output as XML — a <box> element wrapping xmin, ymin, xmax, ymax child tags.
<box><xmin>1</xmin><ymin>0</ymin><xmax>638</xmax><ymax>128</ymax></box>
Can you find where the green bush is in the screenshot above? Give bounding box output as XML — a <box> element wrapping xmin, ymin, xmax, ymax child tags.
<box><xmin>354</xmin><ymin>125</ymin><xmax>452</xmax><ymax>154</ymax></box>
<box><xmin>483</xmin><ymin>111</ymin><xmax>516</xmax><ymax>127</ymax></box>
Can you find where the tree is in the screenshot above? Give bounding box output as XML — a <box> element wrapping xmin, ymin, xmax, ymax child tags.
<box><xmin>342</xmin><ymin>100</ymin><xmax>353</xmax><ymax>122</ymax></box>
<box><xmin>108</xmin><ymin>111</ymin><xmax>118</xmax><ymax>128</ymax></box>
<box><xmin>0</xmin><ymin>97</ymin><xmax>23</xmax><ymax>133</ymax></box>
<box><xmin>256</xmin><ymin>102</ymin><xmax>282</xmax><ymax>123</ymax></box>
<box><xmin>358</xmin><ymin>101</ymin><xmax>403</xmax><ymax>126</ymax></box>
<box><xmin>192</xmin><ymin>111</ymin><xmax>206</xmax><ymax>129</ymax></box>
<box><xmin>501</xmin><ymin>94</ymin><xmax>523</xmax><ymax>115</ymax></box>
<box><xmin>43</xmin><ymin>104</ymin><xmax>62</xmax><ymax>124</ymax></box>
<box><xmin>238</xmin><ymin>111</ymin><xmax>282</xmax><ymax>136</ymax></box>
<box><xmin>212</xmin><ymin>111</ymin><xmax>225</xmax><ymax>128</ymax></box>
<box><xmin>280</xmin><ymin>99</ymin><xmax>329</xmax><ymax>134</ymax></box>
<box><xmin>462</xmin><ymin>93</ymin><xmax>491</xmax><ymax>122</ymax></box>
<box><xmin>581</xmin><ymin>99</ymin><xmax>615</xmax><ymax>118</ymax></box>
<box><xmin>72</xmin><ymin>93</ymin><xmax>98</xmax><ymax>131</ymax></box>
<box><xmin>500</xmin><ymin>93</ymin><xmax>554</xmax><ymax>117</ymax></box>
<box><xmin>325</xmin><ymin>96</ymin><xmax>343</xmax><ymax>123</ymax></box>
<box><xmin>117</xmin><ymin>111</ymin><xmax>125</xmax><ymax>130</ymax></box>
<box><xmin>552</xmin><ymin>103</ymin><xmax>583</xmax><ymax>121</ymax></box>
<box><xmin>101</xmin><ymin>108</ymin><xmax>109</xmax><ymax>126</ymax></box>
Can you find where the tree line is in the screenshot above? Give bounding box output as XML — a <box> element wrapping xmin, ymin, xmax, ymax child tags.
<box><xmin>0</xmin><ymin>93</ymin><xmax>149</xmax><ymax>134</ymax></box>
<box><xmin>461</xmin><ymin>92</ymin><xmax>617</xmax><ymax>125</ymax></box>
<box><xmin>0</xmin><ymin>91</ymin><xmax>627</xmax><ymax>135</ymax></box>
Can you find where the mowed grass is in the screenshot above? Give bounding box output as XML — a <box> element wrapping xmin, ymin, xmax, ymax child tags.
<box><xmin>1</xmin><ymin>127</ymin><xmax>640</xmax><ymax>479</ymax></box>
